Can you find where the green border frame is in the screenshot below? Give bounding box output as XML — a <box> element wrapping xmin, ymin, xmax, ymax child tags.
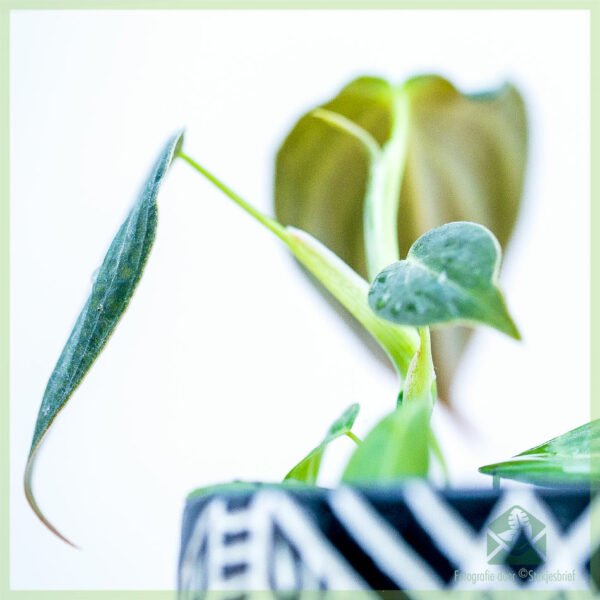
<box><xmin>1</xmin><ymin>2</ymin><xmax>597</xmax><ymax>598</ymax></box>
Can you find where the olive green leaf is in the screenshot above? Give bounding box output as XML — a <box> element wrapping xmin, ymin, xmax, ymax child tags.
<box><xmin>179</xmin><ymin>153</ymin><xmax>419</xmax><ymax>378</ymax></box>
<box><xmin>25</xmin><ymin>130</ymin><xmax>184</xmax><ymax>546</ymax></box>
<box><xmin>274</xmin><ymin>75</ymin><xmax>527</xmax><ymax>400</ymax></box>
<box><xmin>285</xmin><ymin>403</ymin><xmax>360</xmax><ymax>484</ymax></box>
<box><xmin>368</xmin><ymin>222</ymin><xmax>520</xmax><ymax>339</ymax></box>
<box><xmin>342</xmin><ymin>401</ymin><xmax>430</xmax><ymax>483</ymax></box>
<box><xmin>479</xmin><ymin>420</ymin><xmax>600</xmax><ymax>488</ymax></box>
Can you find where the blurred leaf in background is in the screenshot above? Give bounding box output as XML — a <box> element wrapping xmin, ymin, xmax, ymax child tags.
<box><xmin>275</xmin><ymin>75</ymin><xmax>527</xmax><ymax>402</ymax></box>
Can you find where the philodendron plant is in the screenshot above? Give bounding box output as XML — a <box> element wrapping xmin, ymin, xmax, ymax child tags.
<box><xmin>25</xmin><ymin>75</ymin><xmax>597</xmax><ymax>548</ymax></box>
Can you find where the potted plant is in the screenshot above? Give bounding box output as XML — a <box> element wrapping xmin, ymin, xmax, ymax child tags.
<box><xmin>25</xmin><ymin>75</ymin><xmax>598</xmax><ymax>593</ymax></box>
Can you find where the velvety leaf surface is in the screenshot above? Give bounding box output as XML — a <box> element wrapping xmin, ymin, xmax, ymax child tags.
<box><xmin>25</xmin><ymin>131</ymin><xmax>184</xmax><ymax>545</ymax></box>
<box><xmin>274</xmin><ymin>75</ymin><xmax>527</xmax><ymax>400</ymax></box>
<box><xmin>342</xmin><ymin>401</ymin><xmax>430</xmax><ymax>483</ymax></box>
<box><xmin>368</xmin><ymin>222</ymin><xmax>520</xmax><ymax>339</ymax></box>
<box><xmin>479</xmin><ymin>420</ymin><xmax>600</xmax><ymax>488</ymax></box>
<box><xmin>285</xmin><ymin>404</ymin><xmax>360</xmax><ymax>484</ymax></box>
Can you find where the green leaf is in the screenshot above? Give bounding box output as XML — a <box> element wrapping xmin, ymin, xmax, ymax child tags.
<box><xmin>275</xmin><ymin>76</ymin><xmax>396</xmax><ymax>278</ymax></box>
<box><xmin>402</xmin><ymin>327</ymin><xmax>436</xmax><ymax>408</ymax></box>
<box><xmin>25</xmin><ymin>130</ymin><xmax>184</xmax><ymax>546</ymax></box>
<box><xmin>479</xmin><ymin>420</ymin><xmax>600</xmax><ymax>488</ymax></box>
<box><xmin>342</xmin><ymin>401</ymin><xmax>430</xmax><ymax>483</ymax></box>
<box><xmin>368</xmin><ymin>222</ymin><xmax>520</xmax><ymax>339</ymax></box>
<box><xmin>342</xmin><ymin>327</ymin><xmax>435</xmax><ymax>485</ymax></box>
<box><xmin>179</xmin><ymin>153</ymin><xmax>419</xmax><ymax>378</ymax></box>
<box><xmin>284</xmin><ymin>403</ymin><xmax>360</xmax><ymax>484</ymax></box>
<box><xmin>274</xmin><ymin>74</ymin><xmax>527</xmax><ymax>401</ymax></box>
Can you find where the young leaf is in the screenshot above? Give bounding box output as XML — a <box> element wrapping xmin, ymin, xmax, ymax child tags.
<box><xmin>342</xmin><ymin>401</ymin><xmax>430</xmax><ymax>483</ymax></box>
<box><xmin>179</xmin><ymin>153</ymin><xmax>419</xmax><ymax>379</ymax></box>
<box><xmin>368</xmin><ymin>222</ymin><xmax>520</xmax><ymax>339</ymax></box>
<box><xmin>479</xmin><ymin>420</ymin><xmax>600</xmax><ymax>488</ymax></box>
<box><xmin>275</xmin><ymin>75</ymin><xmax>527</xmax><ymax>402</ymax></box>
<box><xmin>25</xmin><ymin>130</ymin><xmax>184</xmax><ymax>546</ymax></box>
<box><xmin>342</xmin><ymin>329</ymin><xmax>434</xmax><ymax>484</ymax></box>
<box><xmin>285</xmin><ymin>403</ymin><xmax>360</xmax><ymax>484</ymax></box>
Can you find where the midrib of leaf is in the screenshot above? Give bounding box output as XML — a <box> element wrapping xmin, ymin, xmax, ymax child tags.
<box><xmin>65</xmin><ymin>207</ymin><xmax>146</xmax><ymax>397</ymax></box>
<box><xmin>365</xmin><ymin>89</ymin><xmax>410</xmax><ymax>279</ymax></box>
<box><xmin>311</xmin><ymin>91</ymin><xmax>411</xmax><ymax>282</ymax></box>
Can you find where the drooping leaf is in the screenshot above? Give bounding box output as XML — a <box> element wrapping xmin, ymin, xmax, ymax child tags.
<box><xmin>342</xmin><ymin>401</ymin><xmax>430</xmax><ymax>483</ymax></box>
<box><xmin>25</xmin><ymin>131</ymin><xmax>184</xmax><ymax>545</ymax></box>
<box><xmin>368</xmin><ymin>222</ymin><xmax>520</xmax><ymax>339</ymax></box>
<box><xmin>179</xmin><ymin>153</ymin><xmax>419</xmax><ymax>378</ymax></box>
<box><xmin>275</xmin><ymin>75</ymin><xmax>527</xmax><ymax>401</ymax></box>
<box><xmin>285</xmin><ymin>404</ymin><xmax>360</xmax><ymax>485</ymax></box>
<box><xmin>479</xmin><ymin>420</ymin><xmax>600</xmax><ymax>488</ymax></box>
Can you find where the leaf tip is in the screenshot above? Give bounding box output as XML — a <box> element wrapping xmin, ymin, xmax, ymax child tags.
<box><xmin>496</xmin><ymin>307</ymin><xmax>522</xmax><ymax>341</ymax></box>
<box><xmin>24</xmin><ymin>453</ymin><xmax>79</xmax><ymax>549</ymax></box>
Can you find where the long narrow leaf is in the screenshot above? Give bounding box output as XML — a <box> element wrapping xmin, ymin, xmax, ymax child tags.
<box><xmin>25</xmin><ymin>131</ymin><xmax>184</xmax><ymax>545</ymax></box>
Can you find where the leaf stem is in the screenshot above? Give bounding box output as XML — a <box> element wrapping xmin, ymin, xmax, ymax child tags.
<box><xmin>346</xmin><ymin>431</ymin><xmax>362</xmax><ymax>445</ymax></box>
<box><xmin>178</xmin><ymin>150</ymin><xmax>419</xmax><ymax>379</ymax></box>
<box><xmin>403</xmin><ymin>327</ymin><xmax>436</xmax><ymax>408</ymax></box>
<box><xmin>178</xmin><ymin>152</ymin><xmax>289</xmax><ymax>244</ymax></box>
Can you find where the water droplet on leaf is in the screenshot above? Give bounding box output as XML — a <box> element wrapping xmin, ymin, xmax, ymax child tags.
<box><xmin>375</xmin><ymin>293</ymin><xmax>390</xmax><ymax>310</ymax></box>
<box><xmin>391</xmin><ymin>302</ymin><xmax>402</xmax><ymax>316</ymax></box>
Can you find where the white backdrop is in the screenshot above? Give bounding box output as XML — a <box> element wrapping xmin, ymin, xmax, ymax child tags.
<box><xmin>10</xmin><ymin>9</ymin><xmax>590</xmax><ymax>590</ymax></box>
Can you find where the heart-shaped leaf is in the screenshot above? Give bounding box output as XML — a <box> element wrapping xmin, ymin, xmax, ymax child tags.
<box><xmin>479</xmin><ymin>420</ymin><xmax>600</xmax><ymax>488</ymax></box>
<box><xmin>25</xmin><ymin>130</ymin><xmax>184</xmax><ymax>545</ymax></box>
<box><xmin>285</xmin><ymin>403</ymin><xmax>360</xmax><ymax>485</ymax></box>
<box><xmin>275</xmin><ymin>75</ymin><xmax>527</xmax><ymax>401</ymax></box>
<box><xmin>368</xmin><ymin>222</ymin><xmax>520</xmax><ymax>339</ymax></box>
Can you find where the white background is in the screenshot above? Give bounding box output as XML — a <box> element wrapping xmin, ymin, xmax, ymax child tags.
<box><xmin>10</xmin><ymin>10</ymin><xmax>590</xmax><ymax>590</ymax></box>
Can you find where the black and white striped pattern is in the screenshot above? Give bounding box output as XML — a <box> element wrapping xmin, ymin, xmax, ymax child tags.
<box><xmin>178</xmin><ymin>483</ymin><xmax>597</xmax><ymax>596</ymax></box>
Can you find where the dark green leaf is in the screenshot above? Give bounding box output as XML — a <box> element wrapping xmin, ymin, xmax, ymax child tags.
<box><xmin>479</xmin><ymin>420</ymin><xmax>600</xmax><ymax>488</ymax></box>
<box><xmin>25</xmin><ymin>130</ymin><xmax>184</xmax><ymax>545</ymax></box>
<box><xmin>342</xmin><ymin>401</ymin><xmax>430</xmax><ymax>483</ymax></box>
<box><xmin>275</xmin><ymin>75</ymin><xmax>527</xmax><ymax>400</ymax></box>
<box><xmin>368</xmin><ymin>222</ymin><xmax>520</xmax><ymax>339</ymax></box>
<box><xmin>285</xmin><ymin>404</ymin><xmax>360</xmax><ymax>484</ymax></box>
